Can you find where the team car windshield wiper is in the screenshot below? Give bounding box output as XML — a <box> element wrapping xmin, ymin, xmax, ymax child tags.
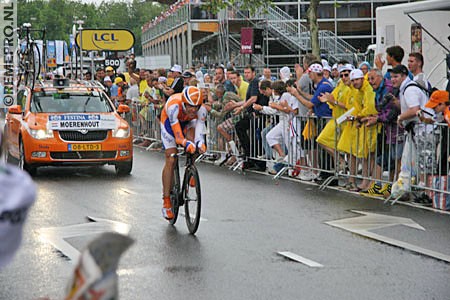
<box><xmin>32</xmin><ymin>97</ymin><xmax>42</xmax><ymax>112</ymax></box>
<box><xmin>83</xmin><ymin>97</ymin><xmax>91</xmax><ymax>112</ymax></box>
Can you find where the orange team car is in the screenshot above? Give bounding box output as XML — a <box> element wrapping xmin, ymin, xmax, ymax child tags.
<box><xmin>4</xmin><ymin>78</ymin><xmax>133</xmax><ymax>175</ymax></box>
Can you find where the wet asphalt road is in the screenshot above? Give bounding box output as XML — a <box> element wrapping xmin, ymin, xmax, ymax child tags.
<box><xmin>0</xmin><ymin>147</ymin><xmax>449</xmax><ymax>300</ymax></box>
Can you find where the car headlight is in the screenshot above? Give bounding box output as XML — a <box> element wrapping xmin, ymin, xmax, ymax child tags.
<box><xmin>112</xmin><ymin>127</ymin><xmax>130</xmax><ymax>138</ymax></box>
<box><xmin>30</xmin><ymin>129</ymin><xmax>54</xmax><ymax>140</ymax></box>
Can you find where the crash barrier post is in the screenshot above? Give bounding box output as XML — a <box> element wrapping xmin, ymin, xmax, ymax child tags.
<box><xmin>130</xmin><ymin>102</ymin><xmax>144</xmax><ymax>143</ymax></box>
<box><xmin>130</xmin><ymin>102</ymin><xmax>162</xmax><ymax>148</ymax></box>
<box><xmin>248</xmin><ymin>113</ymin><xmax>286</xmax><ymax>177</ymax></box>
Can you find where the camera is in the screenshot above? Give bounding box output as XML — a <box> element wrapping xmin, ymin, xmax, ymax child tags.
<box><xmin>286</xmin><ymin>79</ymin><xmax>297</xmax><ymax>88</ymax></box>
<box><xmin>383</xmin><ymin>93</ymin><xmax>395</xmax><ymax>102</ymax></box>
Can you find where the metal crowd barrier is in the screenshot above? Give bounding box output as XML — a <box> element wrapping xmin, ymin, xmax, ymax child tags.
<box><xmin>131</xmin><ymin>102</ymin><xmax>162</xmax><ymax>148</ymax></box>
<box><xmin>128</xmin><ymin>100</ymin><xmax>450</xmax><ymax>211</ymax></box>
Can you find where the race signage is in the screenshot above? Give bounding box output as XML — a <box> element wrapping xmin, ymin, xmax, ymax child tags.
<box><xmin>75</xmin><ymin>29</ymin><xmax>135</xmax><ymax>51</ymax></box>
<box><xmin>105</xmin><ymin>57</ymin><xmax>121</xmax><ymax>69</ymax></box>
<box><xmin>48</xmin><ymin>114</ymin><xmax>116</xmax><ymax>130</ymax></box>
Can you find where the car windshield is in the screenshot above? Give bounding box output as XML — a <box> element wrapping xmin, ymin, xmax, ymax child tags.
<box><xmin>30</xmin><ymin>91</ymin><xmax>114</xmax><ymax>113</ymax></box>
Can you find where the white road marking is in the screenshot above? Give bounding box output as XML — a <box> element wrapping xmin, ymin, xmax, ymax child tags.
<box><xmin>38</xmin><ymin>216</ymin><xmax>131</xmax><ymax>263</ymax></box>
<box><xmin>326</xmin><ymin>210</ymin><xmax>450</xmax><ymax>263</ymax></box>
<box><xmin>277</xmin><ymin>251</ymin><xmax>324</xmax><ymax>268</ymax></box>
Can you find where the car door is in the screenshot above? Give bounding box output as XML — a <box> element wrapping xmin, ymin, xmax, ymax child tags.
<box><xmin>6</xmin><ymin>89</ymin><xmax>28</xmax><ymax>159</ymax></box>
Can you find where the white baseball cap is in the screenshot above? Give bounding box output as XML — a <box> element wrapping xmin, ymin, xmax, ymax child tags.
<box><xmin>104</xmin><ymin>76</ymin><xmax>112</xmax><ymax>82</ymax></box>
<box><xmin>0</xmin><ymin>164</ymin><xmax>36</xmax><ymax>269</ymax></box>
<box><xmin>338</xmin><ymin>63</ymin><xmax>354</xmax><ymax>73</ymax></box>
<box><xmin>170</xmin><ymin>64</ymin><xmax>182</xmax><ymax>73</ymax></box>
<box><xmin>350</xmin><ymin>69</ymin><xmax>364</xmax><ymax>80</ymax></box>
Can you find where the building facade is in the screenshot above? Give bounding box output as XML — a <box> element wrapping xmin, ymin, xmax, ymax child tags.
<box><xmin>142</xmin><ymin>0</ymin><xmax>413</xmax><ymax>68</ymax></box>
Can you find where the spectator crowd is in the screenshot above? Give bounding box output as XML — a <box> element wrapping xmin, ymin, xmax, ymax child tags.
<box><xmin>92</xmin><ymin>46</ymin><xmax>450</xmax><ymax>209</ymax></box>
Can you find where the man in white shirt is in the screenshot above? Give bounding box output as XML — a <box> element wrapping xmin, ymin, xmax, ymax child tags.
<box><xmin>391</xmin><ymin>64</ymin><xmax>432</xmax><ymax>127</ymax></box>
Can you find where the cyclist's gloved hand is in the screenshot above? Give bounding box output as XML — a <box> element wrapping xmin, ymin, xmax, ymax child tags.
<box><xmin>183</xmin><ymin>140</ymin><xmax>196</xmax><ymax>154</ymax></box>
<box><xmin>197</xmin><ymin>141</ymin><xmax>207</xmax><ymax>154</ymax></box>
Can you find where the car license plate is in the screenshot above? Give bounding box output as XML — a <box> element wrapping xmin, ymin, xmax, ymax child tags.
<box><xmin>68</xmin><ymin>144</ymin><xmax>101</xmax><ymax>151</ymax></box>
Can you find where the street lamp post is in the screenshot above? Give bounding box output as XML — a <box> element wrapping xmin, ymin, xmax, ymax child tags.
<box><xmin>74</xmin><ymin>16</ymin><xmax>86</xmax><ymax>80</ymax></box>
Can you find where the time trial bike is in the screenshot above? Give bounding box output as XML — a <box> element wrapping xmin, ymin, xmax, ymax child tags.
<box><xmin>169</xmin><ymin>150</ymin><xmax>202</xmax><ymax>234</ymax></box>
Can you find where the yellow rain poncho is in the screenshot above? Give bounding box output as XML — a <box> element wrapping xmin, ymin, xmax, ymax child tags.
<box><xmin>316</xmin><ymin>81</ymin><xmax>352</xmax><ymax>149</ymax></box>
<box><xmin>337</xmin><ymin>79</ymin><xmax>377</xmax><ymax>158</ymax></box>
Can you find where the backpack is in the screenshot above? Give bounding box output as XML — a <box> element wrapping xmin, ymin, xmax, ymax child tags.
<box><xmin>403</xmin><ymin>81</ymin><xmax>436</xmax><ymax>97</ymax></box>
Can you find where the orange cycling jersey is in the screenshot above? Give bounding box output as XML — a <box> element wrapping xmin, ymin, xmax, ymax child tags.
<box><xmin>161</xmin><ymin>93</ymin><xmax>204</xmax><ymax>146</ymax></box>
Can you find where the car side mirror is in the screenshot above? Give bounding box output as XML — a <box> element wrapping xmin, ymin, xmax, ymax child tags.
<box><xmin>8</xmin><ymin>105</ymin><xmax>22</xmax><ymax>114</ymax></box>
<box><xmin>117</xmin><ymin>104</ymin><xmax>130</xmax><ymax>114</ymax></box>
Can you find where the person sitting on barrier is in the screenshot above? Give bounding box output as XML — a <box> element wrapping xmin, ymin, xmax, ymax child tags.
<box><xmin>212</xmin><ymin>88</ymin><xmax>245</xmax><ymax>166</ymax></box>
<box><xmin>317</xmin><ymin>63</ymin><xmax>354</xmax><ymax>178</ymax></box>
<box><xmin>361</xmin><ymin>68</ymin><xmax>402</xmax><ymax>197</ymax></box>
<box><xmin>160</xmin><ymin>86</ymin><xmax>207</xmax><ymax>220</ymax></box>
<box><xmin>204</xmin><ymin>84</ymin><xmax>242</xmax><ymax>165</ymax></box>
<box><xmin>253</xmin><ymin>80</ymin><xmax>298</xmax><ymax>174</ymax></box>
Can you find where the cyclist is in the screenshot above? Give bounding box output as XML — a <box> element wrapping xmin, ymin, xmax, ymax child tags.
<box><xmin>160</xmin><ymin>86</ymin><xmax>207</xmax><ymax>220</ymax></box>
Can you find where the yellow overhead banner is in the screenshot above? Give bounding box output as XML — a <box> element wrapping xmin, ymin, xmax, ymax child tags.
<box><xmin>75</xmin><ymin>29</ymin><xmax>135</xmax><ymax>51</ymax></box>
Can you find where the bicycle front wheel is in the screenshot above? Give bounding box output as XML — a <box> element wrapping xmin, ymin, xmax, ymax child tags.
<box><xmin>183</xmin><ymin>165</ymin><xmax>201</xmax><ymax>234</ymax></box>
<box><xmin>169</xmin><ymin>161</ymin><xmax>180</xmax><ymax>225</ymax></box>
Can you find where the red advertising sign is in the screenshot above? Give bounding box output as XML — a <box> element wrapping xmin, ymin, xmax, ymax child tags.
<box><xmin>241</xmin><ymin>27</ymin><xmax>253</xmax><ymax>54</ymax></box>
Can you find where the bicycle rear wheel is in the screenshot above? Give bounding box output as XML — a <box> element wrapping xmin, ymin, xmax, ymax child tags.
<box><xmin>169</xmin><ymin>161</ymin><xmax>180</xmax><ymax>225</ymax></box>
<box><xmin>183</xmin><ymin>165</ymin><xmax>201</xmax><ymax>234</ymax></box>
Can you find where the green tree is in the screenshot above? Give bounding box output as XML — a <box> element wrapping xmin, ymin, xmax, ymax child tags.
<box><xmin>18</xmin><ymin>0</ymin><xmax>165</xmax><ymax>55</ymax></box>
